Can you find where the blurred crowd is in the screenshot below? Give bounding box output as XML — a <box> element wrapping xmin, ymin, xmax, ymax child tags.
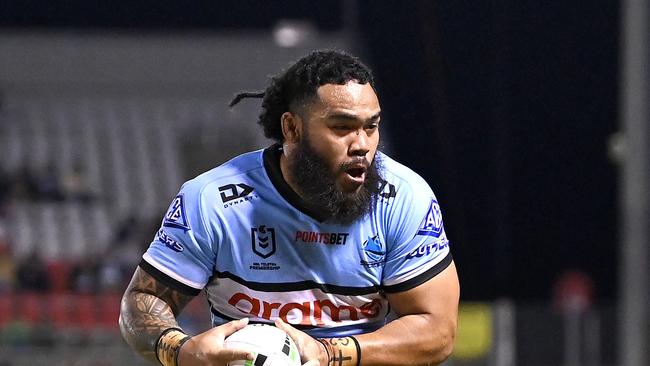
<box><xmin>0</xmin><ymin>163</ymin><xmax>156</xmax><ymax>296</ymax></box>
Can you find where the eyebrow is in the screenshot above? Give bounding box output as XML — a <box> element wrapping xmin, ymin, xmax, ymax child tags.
<box><xmin>327</xmin><ymin>111</ymin><xmax>381</xmax><ymax>122</ymax></box>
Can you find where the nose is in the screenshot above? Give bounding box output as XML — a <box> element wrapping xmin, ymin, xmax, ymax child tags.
<box><xmin>349</xmin><ymin>129</ymin><xmax>370</xmax><ymax>157</ymax></box>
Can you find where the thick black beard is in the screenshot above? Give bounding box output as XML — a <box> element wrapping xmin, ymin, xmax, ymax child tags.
<box><xmin>288</xmin><ymin>138</ymin><xmax>382</xmax><ymax>225</ymax></box>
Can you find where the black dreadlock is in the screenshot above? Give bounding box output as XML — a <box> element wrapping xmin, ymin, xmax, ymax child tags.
<box><xmin>229</xmin><ymin>49</ymin><xmax>376</xmax><ymax>142</ymax></box>
<box><xmin>228</xmin><ymin>91</ymin><xmax>265</xmax><ymax>107</ymax></box>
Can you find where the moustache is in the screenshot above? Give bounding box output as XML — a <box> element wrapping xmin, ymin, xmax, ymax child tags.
<box><xmin>339</xmin><ymin>157</ymin><xmax>371</xmax><ymax>172</ymax></box>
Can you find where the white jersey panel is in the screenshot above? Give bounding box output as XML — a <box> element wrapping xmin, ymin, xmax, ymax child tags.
<box><xmin>206</xmin><ymin>277</ymin><xmax>387</xmax><ymax>328</ymax></box>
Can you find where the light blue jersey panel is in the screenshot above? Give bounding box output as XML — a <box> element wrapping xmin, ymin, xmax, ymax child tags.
<box><xmin>142</xmin><ymin>145</ymin><xmax>452</xmax><ymax>338</ymax></box>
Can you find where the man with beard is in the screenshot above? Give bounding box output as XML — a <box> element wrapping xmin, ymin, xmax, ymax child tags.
<box><xmin>119</xmin><ymin>50</ymin><xmax>459</xmax><ymax>366</ymax></box>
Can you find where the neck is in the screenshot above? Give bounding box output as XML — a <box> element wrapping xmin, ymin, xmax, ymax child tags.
<box><xmin>279</xmin><ymin>145</ymin><xmax>304</xmax><ymax>199</ymax></box>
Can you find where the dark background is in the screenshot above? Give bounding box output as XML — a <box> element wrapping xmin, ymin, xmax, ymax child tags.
<box><xmin>0</xmin><ymin>0</ymin><xmax>620</xmax><ymax>302</ymax></box>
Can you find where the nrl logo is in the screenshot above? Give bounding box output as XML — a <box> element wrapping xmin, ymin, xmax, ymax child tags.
<box><xmin>251</xmin><ymin>225</ymin><xmax>276</xmax><ymax>259</ymax></box>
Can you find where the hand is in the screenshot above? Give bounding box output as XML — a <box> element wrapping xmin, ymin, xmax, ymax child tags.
<box><xmin>274</xmin><ymin>318</ymin><xmax>327</xmax><ymax>366</ymax></box>
<box><xmin>178</xmin><ymin>318</ymin><xmax>254</xmax><ymax>366</ymax></box>
<box><xmin>301</xmin><ymin>361</ymin><xmax>320</xmax><ymax>366</ymax></box>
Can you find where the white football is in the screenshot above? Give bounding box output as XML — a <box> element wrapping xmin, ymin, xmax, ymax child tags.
<box><xmin>224</xmin><ymin>324</ymin><xmax>301</xmax><ymax>366</ymax></box>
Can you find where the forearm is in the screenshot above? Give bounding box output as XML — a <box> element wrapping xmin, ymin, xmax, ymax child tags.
<box><xmin>119</xmin><ymin>290</ymin><xmax>181</xmax><ymax>363</ymax></box>
<box><xmin>119</xmin><ymin>267</ymin><xmax>194</xmax><ymax>364</ymax></box>
<box><xmin>279</xmin><ymin>263</ymin><xmax>459</xmax><ymax>365</ymax></box>
<box><xmin>358</xmin><ymin>313</ymin><xmax>455</xmax><ymax>366</ymax></box>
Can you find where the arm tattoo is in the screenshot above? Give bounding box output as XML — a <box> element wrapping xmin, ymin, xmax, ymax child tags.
<box><xmin>319</xmin><ymin>337</ymin><xmax>360</xmax><ymax>366</ymax></box>
<box><xmin>119</xmin><ymin>267</ymin><xmax>195</xmax><ymax>363</ymax></box>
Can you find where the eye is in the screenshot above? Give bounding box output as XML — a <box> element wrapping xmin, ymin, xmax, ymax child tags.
<box><xmin>333</xmin><ymin>125</ymin><xmax>353</xmax><ymax>131</ymax></box>
<box><xmin>365</xmin><ymin>122</ymin><xmax>379</xmax><ymax>130</ymax></box>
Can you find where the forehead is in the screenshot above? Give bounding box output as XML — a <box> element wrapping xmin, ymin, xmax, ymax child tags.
<box><xmin>312</xmin><ymin>82</ymin><xmax>380</xmax><ymax>114</ymax></box>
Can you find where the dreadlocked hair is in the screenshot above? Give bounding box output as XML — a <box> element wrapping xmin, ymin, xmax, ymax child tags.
<box><xmin>230</xmin><ymin>50</ymin><xmax>376</xmax><ymax>143</ymax></box>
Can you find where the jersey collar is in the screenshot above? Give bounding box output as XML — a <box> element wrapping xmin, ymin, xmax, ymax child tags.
<box><xmin>263</xmin><ymin>144</ymin><xmax>329</xmax><ymax>222</ymax></box>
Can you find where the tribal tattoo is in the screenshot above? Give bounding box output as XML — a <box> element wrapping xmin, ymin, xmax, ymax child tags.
<box><xmin>119</xmin><ymin>267</ymin><xmax>195</xmax><ymax>363</ymax></box>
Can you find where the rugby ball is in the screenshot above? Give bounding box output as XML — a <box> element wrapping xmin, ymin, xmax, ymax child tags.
<box><xmin>224</xmin><ymin>324</ymin><xmax>301</xmax><ymax>366</ymax></box>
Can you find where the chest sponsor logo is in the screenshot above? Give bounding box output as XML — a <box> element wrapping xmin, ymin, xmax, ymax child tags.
<box><xmin>295</xmin><ymin>231</ymin><xmax>349</xmax><ymax>245</ymax></box>
<box><xmin>227</xmin><ymin>292</ymin><xmax>384</xmax><ymax>326</ymax></box>
<box><xmin>406</xmin><ymin>239</ymin><xmax>449</xmax><ymax>259</ymax></box>
<box><xmin>219</xmin><ymin>183</ymin><xmax>256</xmax><ymax>207</ymax></box>
<box><xmin>157</xmin><ymin>229</ymin><xmax>184</xmax><ymax>252</ymax></box>
<box><xmin>360</xmin><ymin>235</ymin><xmax>385</xmax><ymax>268</ymax></box>
<box><xmin>417</xmin><ymin>199</ymin><xmax>444</xmax><ymax>237</ymax></box>
<box><xmin>251</xmin><ymin>225</ymin><xmax>276</xmax><ymax>259</ymax></box>
<box><xmin>163</xmin><ymin>194</ymin><xmax>190</xmax><ymax>231</ymax></box>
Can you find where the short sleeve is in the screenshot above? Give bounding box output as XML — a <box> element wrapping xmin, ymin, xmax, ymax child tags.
<box><xmin>141</xmin><ymin>179</ymin><xmax>218</xmax><ymax>296</ymax></box>
<box><xmin>381</xmin><ymin>183</ymin><xmax>452</xmax><ymax>293</ymax></box>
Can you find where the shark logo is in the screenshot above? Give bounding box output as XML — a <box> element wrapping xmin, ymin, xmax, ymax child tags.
<box><xmin>361</xmin><ymin>235</ymin><xmax>385</xmax><ymax>267</ymax></box>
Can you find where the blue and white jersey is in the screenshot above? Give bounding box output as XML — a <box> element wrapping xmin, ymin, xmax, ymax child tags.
<box><xmin>141</xmin><ymin>144</ymin><xmax>452</xmax><ymax>338</ymax></box>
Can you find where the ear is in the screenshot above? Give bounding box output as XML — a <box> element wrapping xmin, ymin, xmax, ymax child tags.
<box><xmin>281</xmin><ymin>112</ymin><xmax>302</xmax><ymax>144</ymax></box>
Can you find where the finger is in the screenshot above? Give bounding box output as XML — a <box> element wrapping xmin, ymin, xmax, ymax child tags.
<box><xmin>221</xmin><ymin>318</ymin><xmax>250</xmax><ymax>336</ymax></box>
<box><xmin>302</xmin><ymin>360</ymin><xmax>320</xmax><ymax>366</ymax></box>
<box><xmin>222</xmin><ymin>347</ymin><xmax>255</xmax><ymax>363</ymax></box>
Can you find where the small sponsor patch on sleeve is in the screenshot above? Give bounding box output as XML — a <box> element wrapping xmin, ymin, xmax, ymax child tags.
<box><xmin>163</xmin><ymin>194</ymin><xmax>190</xmax><ymax>231</ymax></box>
<box><xmin>157</xmin><ymin>229</ymin><xmax>184</xmax><ymax>252</ymax></box>
<box><xmin>416</xmin><ymin>199</ymin><xmax>444</xmax><ymax>237</ymax></box>
<box><xmin>406</xmin><ymin>239</ymin><xmax>449</xmax><ymax>259</ymax></box>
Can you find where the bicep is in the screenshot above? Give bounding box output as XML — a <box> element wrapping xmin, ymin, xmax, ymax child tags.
<box><xmin>386</xmin><ymin>261</ymin><xmax>459</xmax><ymax>321</ymax></box>
<box><xmin>354</xmin><ymin>261</ymin><xmax>460</xmax><ymax>365</ymax></box>
<box><xmin>119</xmin><ymin>267</ymin><xmax>197</xmax><ymax>361</ymax></box>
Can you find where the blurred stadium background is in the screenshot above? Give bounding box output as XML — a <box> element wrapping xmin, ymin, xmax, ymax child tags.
<box><xmin>0</xmin><ymin>1</ymin><xmax>647</xmax><ymax>365</ymax></box>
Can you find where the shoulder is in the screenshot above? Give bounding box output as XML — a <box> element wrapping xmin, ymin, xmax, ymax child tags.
<box><xmin>161</xmin><ymin>149</ymin><xmax>266</xmax><ymax>239</ymax></box>
<box><xmin>168</xmin><ymin>149</ymin><xmax>266</xmax><ymax>225</ymax></box>
<box><xmin>376</xmin><ymin>151</ymin><xmax>434</xmax><ymax>200</ymax></box>
<box><xmin>180</xmin><ymin>149</ymin><xmax>265</xmax><ymax>198</ymax></box>
<box><xmin>375</xmin><ymin>152</ymin><xmax>444</xmax><ymax>242</ymax></box>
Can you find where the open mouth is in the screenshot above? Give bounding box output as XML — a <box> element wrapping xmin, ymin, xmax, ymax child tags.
<box><xmin>343</xmin><ymin>164</ymin><xmax>368</xmax><ymax>186</ymax></box>
<box><xmin>346</xmin><ymin>167</ymin><xmax>366</xmax><ymax>179</ymax></box>
<box><xmin>340</xmin><ymin>158</ymin><xmax>370</xmax><ymax>187</ymax></box>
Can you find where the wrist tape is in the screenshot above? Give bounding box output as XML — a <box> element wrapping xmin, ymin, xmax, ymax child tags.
<box><xmin>318</xmin><ymin>336</ymin><xmax>361</xmax><ymax>366</ymax></box>
<box><xmin>156</xmin><ymin>328</ymin><xmax>191</xmax><ymax>366</ymax></box>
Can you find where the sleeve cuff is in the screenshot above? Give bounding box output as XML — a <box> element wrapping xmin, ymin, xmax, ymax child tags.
<box><xmin>381</xmin><ymin>252</ymin><xmax>453</xmax><ymax>293</ymax></box>
<box><xmin>139</xmin><ymin>258</ymin><xmax>202</xmax><ymax>296</ymax></box>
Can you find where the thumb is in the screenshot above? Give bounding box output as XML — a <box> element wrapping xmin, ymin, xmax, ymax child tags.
<box><xmin>274</xmin><ymin>318</ymin><xmax>294</xmax><ymax>335</ymax></box>
<box><xmin>274</xmin><ymin>318</ymin><xmax>304</xmax><ymax>348</ymax></box>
